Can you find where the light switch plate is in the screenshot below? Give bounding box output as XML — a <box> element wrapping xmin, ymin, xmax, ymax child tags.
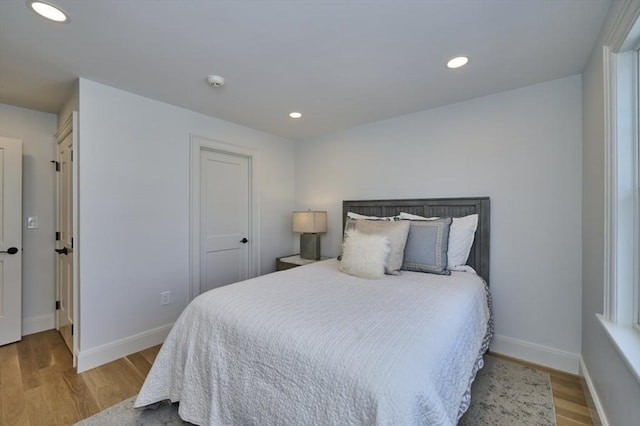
<box><xmin>27</xmin><ymin>216</ymin><xmax>39</xmax><ymax>229</ymax></box>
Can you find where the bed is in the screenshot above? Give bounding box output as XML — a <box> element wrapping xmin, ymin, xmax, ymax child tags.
<box><xmin>135</xmin><ymin>197</ymin><xmax>493</xmax><ymax>426</ymax></box>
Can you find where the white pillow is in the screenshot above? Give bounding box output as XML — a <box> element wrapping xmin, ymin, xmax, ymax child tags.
<box><xmin>448</xmin><ymin>214</ymin><xmax>478</xmax><ymax>269</ymax></box>
<box><xmin>399</xmin><ymin>212</ymin><xmax>479</xmax><ymax>269</ymax></box>
<box><xmin>351</xmin><ymin>219</ymin><xmax>410</xmax><ymax>275</ymax></box>
<box><xmin>347</xmin><ymin>212</ymin><xmax>398</xmax><ymax>220</ymax></box>
<box><xmin>398</xmin><ymin>212</ymin><xmax>439</xmax><ymax>221</ymax></box>
<box><xmin>339</xmin><ymin>229</ymin><xmax>390</xmax><ymax>279</ymax></box>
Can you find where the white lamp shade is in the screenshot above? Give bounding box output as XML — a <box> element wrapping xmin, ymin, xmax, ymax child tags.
<box><xmin>292</xmin><ymin>211</ymin><xmax>327</xmax><ymax>233</ymax></box>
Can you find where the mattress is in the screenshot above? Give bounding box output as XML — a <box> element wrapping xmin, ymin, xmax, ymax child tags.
<box><xmin>135</xmin><ymin>259</ymin><xmax>491</xmax><ymax>426</ymax></box>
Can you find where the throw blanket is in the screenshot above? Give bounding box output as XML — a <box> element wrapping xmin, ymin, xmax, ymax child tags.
<box><xmin>135</xmin><ymin>259</ymin><xmax>490</xmax><ymax>425</ymax></box>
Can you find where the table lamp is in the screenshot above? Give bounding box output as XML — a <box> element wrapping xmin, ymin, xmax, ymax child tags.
<box><xmin>292</xmin><ymin>211</ymin><xmax>327</xmax><ymax>260</ymax></box>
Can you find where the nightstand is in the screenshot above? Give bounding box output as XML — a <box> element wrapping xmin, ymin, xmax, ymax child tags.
<box><xmin>276</xmin><ymin>254</ymin><xmax>329</xmax><ymax>271</ymax></box>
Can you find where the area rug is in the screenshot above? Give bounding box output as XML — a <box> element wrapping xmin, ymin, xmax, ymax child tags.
<box><xmin>459</xmin><ymin>355</ymin><xmax>556</xmax><ymax>425</ymax></box>
<box><xmin>76</xmin><ymin>355</ymin><xmax>556</xmax><ymax>426</ymax></box>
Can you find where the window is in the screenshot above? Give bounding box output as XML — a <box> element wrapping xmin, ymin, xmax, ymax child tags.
<box><xmin>610</xmin><ymin>46</ymin><xmax>639</xmax><ymax>328</ymax></box>
<box><xmin>600</xmin><ymin>8</ymin><xmax>640</xmax><ymax>380</ymax></box>
<box><xmin>635</xmin><ymin>47</ymin><xmax>640</xmax><ymax>329</ymax></box>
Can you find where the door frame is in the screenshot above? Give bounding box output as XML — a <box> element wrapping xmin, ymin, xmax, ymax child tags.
<box><xmin>55</xmin><ymin>112</ymin><xmax>79</xmax><ymax>366</ymax></box>
<box><xmin>189</xmin><ymin>134</ymin><xmax>261</xmax><ymax>301</ymax></box>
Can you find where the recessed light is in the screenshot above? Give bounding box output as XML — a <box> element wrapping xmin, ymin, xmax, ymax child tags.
<box><xmin>446</xmin><ymin>56</ymin><xmax>469</xmax><ymax>69</ymax></box>
<box><xmin>289</xmin><ymin>112</ymin><xmax>302</xmax><ymax>119</ymax></box>
<box><xmin>27</xmin><ymin>1</ymin><xmax>69</xmax><ymax>23</ymax></box>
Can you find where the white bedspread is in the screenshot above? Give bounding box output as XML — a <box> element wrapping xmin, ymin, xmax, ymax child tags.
<box><xmin>135</xmin><ymin>259</ymin><xmax>490</xmax><ymax>426</ymax></box>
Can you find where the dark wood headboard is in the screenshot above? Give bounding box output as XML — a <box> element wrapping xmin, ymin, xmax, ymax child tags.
<box><xmin>342</xmin><ymin>197</ymin><xmax>490</xmax><ymax>284</ymax></box>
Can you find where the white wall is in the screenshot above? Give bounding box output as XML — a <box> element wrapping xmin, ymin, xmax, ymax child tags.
<box><xmin>77</xmin><ymin>79</ymin><xmax>295</xmax><ymax>370</ymax></box>
<box><xmin>0</xmin><ymin>103</ymin><xmax>57</xmax><ymax>335</ymax></box>
<box><xmin>58</xmin><ymin>81</ymin><xmax>79</xmax><ymax>127</ymax></box>
<box><xmin>581</xmin><ymin>1</ymin><xmax>640</xmax><ymax>424</ymax></box>
<box><xmin>295</xmin><ymin>75</ymin><xmax>583</xmax><ymax>372</ymax></box>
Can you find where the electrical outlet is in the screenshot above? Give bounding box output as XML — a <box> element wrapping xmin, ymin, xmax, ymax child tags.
<box><xmin>161</xmin><ymin>291</ymin><xmax>170</xmax><ymax>306</ymax></box>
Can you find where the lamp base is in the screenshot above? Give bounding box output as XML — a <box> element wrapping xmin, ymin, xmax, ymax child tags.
<box><xmin>300</xmin><ymin>233</ymin><xmax>321</xmax><ymax>260</ymax></box>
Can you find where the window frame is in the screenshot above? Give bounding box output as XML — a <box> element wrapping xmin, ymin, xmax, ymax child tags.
<box><xmin>634</xmin><ymin>46</ymin><xmax>640</xmax><ymax>330</ymax></box>
<box><xmin>600</xmin><ymin>3</ymin><xmax>640</xmax><ymax>382</ymax></box>
<box><xmin>603</xmin><ymin>48</ymin><xmax>638</xmax><ymax>327</ymax></box>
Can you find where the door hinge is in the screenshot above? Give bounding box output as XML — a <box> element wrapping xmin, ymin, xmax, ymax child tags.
<box><xmin>71</xmin><ymin>324</ymin><xmax>74</xmax><ymax>336</ymax></box>
<box><xmin>55</xmin><ymin>231</ymin><xmax>60</xmax><ymax>241</ymax></box>
<box><xmin>55</xmin><ymin>300</ymin><xmax>60</xmax><ymax>310</ymax></box>
<box><xmin>71</xmin><ymin>237</ymin><xmax>74</xmax><ymax>249</ymax></box>
<box><xmin>71</xmin><ymin>151</ymin><xmax>73</xmax><ymax>162</ymax></box>
<box><xmin>50</xmin><ymin>160</ymin><xmax>60</xmax><ymax>171</ymax></box>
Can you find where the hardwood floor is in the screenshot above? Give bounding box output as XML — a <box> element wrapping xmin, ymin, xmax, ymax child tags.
<box><xmin>2</xmin><ymin>331</ymin><xmax>595</xmax><ymax>425</ymax></box>
<box><xmin>0</xmin><ymin>330</ymin><xmax>160</xmax><ymax>425</ymax></box>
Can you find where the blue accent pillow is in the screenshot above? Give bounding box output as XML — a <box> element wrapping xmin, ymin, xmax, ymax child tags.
<box><xmin>401</xmin><ymin>218</ymin><xmax>452</xmax><ymax>275</ymax></box>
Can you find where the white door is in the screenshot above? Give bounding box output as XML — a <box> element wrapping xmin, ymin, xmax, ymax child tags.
<box><xmin>0</xmin><ymin>137</ymin><xmax>22</xmax><ymax>346</ymax></box>
<box><xmin>56</xmin><ymin>123</ymin><xmax>74</xmax><ymax>354</ymax></box>
<box><xmin>199</xmin><ymin>150</ymin><xmax>250</xmax><ymax>294</ymax></box>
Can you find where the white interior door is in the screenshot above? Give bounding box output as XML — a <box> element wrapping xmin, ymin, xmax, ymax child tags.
<box><xmin>0</xmin><ymin>137</ymin><xmax>22</xmax><ymax>346</ymax></box>
<box><xmin>199</xmin><ymin>150</ymin><xmax>250</xmax><ymax>294</ymax></box>
<box><xmin>56</xmin><ymin>124</ymin><xmax>74</xmax><ymax>354</ymax></box>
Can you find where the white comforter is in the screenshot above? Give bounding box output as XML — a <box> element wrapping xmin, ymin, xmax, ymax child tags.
<box><xmin>135</xmin><ymin>259</ymin><xmax>490</xmax><ymax>426</ymax></box>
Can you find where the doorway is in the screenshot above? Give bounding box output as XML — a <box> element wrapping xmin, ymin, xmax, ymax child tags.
<box><xmin>190</xmin><ymin>135</ymin><xmax>261</xmax><ymax>299</ymax></box>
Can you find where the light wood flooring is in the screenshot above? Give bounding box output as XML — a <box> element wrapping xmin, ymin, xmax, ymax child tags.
<box><xmin>0</xmin><ymin>330</ymin><xmax>159</xmax><ymax>425</ymax></box>
<box><xmin>1</xmin><ymin>331</ymin><xmax>594</xmax><ymax>426</ymax></box>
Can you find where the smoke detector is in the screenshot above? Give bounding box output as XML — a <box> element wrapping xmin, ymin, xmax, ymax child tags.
<box><xmin>206</xmin><ymin>75</ymin><xmax>225</xmax><ymax>88</ymax></box>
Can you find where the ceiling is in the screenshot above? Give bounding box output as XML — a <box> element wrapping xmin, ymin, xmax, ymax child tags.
<box><xmin>0</xmin><ymin>0</ymin><xmax>611</xmax><ymax>140</ymax></box>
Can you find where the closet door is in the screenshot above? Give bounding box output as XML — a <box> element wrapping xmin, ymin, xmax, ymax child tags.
<box><xmin>199</xmin><ymin>149</ymin><xmax>250</xmax><ymax>294</ymax></box>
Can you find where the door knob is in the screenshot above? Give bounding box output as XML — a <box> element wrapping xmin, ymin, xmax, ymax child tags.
<box><xmin>0</xmin><ymin>247</ymin><xmax>18</xmax><ymax>255</ymax></box>
<box><xmin>55</xmin><ymin>247</ymin><xmax>69</xmax><ymax>255</ymax></box>
<box><xmin>240</xmin><ymin>238</ymin><xmax>249</xmax><ymax>244</ymax></box>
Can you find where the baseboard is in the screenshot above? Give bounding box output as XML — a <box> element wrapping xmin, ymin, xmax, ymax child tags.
<box><xmin>22</xmin><ymin>313</ymin><xmax>55</xmax><ymax>336</ymax></box>
<box><xmin>579</xmin><ymin>358</ymin><xmax>609</xmax><ymax>426</ymax></box>
<box><xmin>76</xmin><ymin>323</ymin><xmax>173</xmax><ymax>373</ymax></box>
<box><xmin>490</xmin><ymin>334</ymin><xmax>580</xmax><ymax>374</ymax></box>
